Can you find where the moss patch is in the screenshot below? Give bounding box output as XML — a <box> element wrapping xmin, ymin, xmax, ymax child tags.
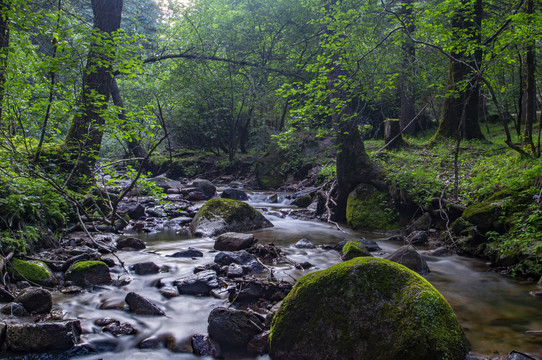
<box><xmin>346</xmin><ymin>183</ymin><xmax>400</xmax><ymax>230</ymax></box>
<box><xmin>269</xmin><ymin>257</ymin><xmax>467</xmax><ymax>360</ymax></box>
<box><xmin>70</xmin><ymin>261</ymin><xmax>108</xmax><ymax>272</ymax></box>
<box><xmin>341</xmin><ymin>240</ymin><xmax>370</xmax><ymax>261</ymax></box>
<box><xmin>8</xmin><ymin>258</ymin><xmax>55</xmax><ymax>285</ymax></box>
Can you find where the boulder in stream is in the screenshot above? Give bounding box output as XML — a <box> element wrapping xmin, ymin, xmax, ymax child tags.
<box><xmin>8</xmin><ymin>258</ymin><xmax>57</xmax><ymax>286</ymax></box>
<box><xmin>268</xmin><ymin>257</ymin><xmax>468</xmax><ymax>360</ymax></box>
<box><xmin>14</xmin><ymin>287</ymin><xmax>52</xmax><ymax>314</ymax></box>
<box><xmin>340</xmin><ymin>240</ymin><xmax>371</xmax><ymax>261</ymax></box>
<box><xmin>132</xmin><ymin>261</ymin><xmax>160</xmax><ymax>275</ymax></box>
<box><xmin>190</xmin><ymin>198</ymin><xmax>273</xmax><ymax>237</ymax></box>
<box><xmin>221</xmin><ymin>188</ymin><xmax>249</xmax><ymax>201</ymax></box>
<box><xmin>5</xmin><ymin>320</ymin><xmax>82</xmax><ymax>352</ymax></box>
<box><xmin>64</xmin><ymin>261</ymin><xmax>111</xmax><ymax>287</ymax></box>
<box><xmin>385</xmin><ymin>245</ymin><xmax>430</xmax><ymax>275</ymax></box>
<box><xmin>214</xmin><ymin>232</ymin><xmax>255</xmax><ymax>251</ymax></box>
<box><xmin>116</xmin><ymin>237</ymin><xmax>146</xmax><ymax>250</ymax></box>
<box><xmin>125</xmin><ymin>292</ymin><xmax>165</xmax><ymax>316</ymax></box>
<box><xmin>191</xmin><ymin>179</ymin><xmax>217</xmax><ymax>199</ymax></box>
<box><xmin>294</xmin><ymin>238</ymin><xmax>315</xmax><ymax>249</ymax></box>
<box><xmin>174</xmin><ymin>270</ymin><xmax>219</xmax><ymax>296</ymax></box>
<box><xmin>208</xmin><ymin>307</ymin><xmax>264</xmax><ymax>350</ymax></box>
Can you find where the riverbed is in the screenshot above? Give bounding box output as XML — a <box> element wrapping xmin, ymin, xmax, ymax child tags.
<box><xmin>55</xmin><ymin>196</ymin><xmax>542</xmax><ymax>359</ymax></box>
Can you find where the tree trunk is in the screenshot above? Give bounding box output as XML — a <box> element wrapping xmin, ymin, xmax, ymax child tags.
<box><xmin>64</xmin><ymin>0</ymin><xmax>123</xmax><ymax>185</ymax></box>
<box><xmin>523</xmin><ymin>0</ymin><xmax>536</xmax><ymax>151</ymax></box>
<box><xmin>434</xmin><ymin>0</ymin><xmax>484</xmax><ymax>141</ymax></box>
<box><xmin>399</xmin><ymin>0</ymin><xmax>416</xmax><ymax>135</ymax></box>
<box><xmin>384</xmin><ymin>119</ymin><xmax>405</xmax><ymax>149</ymax></box>
<box><xmin>0</xmin><ymin>1</ymin><xmax>10</xmax><ymax>127</ymax></box>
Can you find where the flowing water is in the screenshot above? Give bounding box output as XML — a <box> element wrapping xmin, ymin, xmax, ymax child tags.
<box><xmin>52</xmin><ymin>195</ymin><xmax>542</xmax><ymax>359</ymax></box>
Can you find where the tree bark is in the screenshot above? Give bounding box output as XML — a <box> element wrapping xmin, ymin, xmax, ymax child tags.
<box><xmin>523</xmin><ymin>0</ymin><xmax>536</xmax><ymax>151</ymax></box>
<box><xmin>64</xmin><ymin>0</ymin><xmax>123</xmax><ymax>185</ymax></box>
<box><xmin>399</xmin><ymin>0</ymin><xmax>416</xmax><ymax>135</ymax></box>
<box><xmin>434</xmin><ymin>0</ymin><xmax>484</xmax><ymax>140</ymax></box>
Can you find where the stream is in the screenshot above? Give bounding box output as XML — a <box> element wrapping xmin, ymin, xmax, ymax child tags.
<box><xmin>52</xmin><ymin>194</ymin><xmax>542</xmax><ymax>359</ymax></box>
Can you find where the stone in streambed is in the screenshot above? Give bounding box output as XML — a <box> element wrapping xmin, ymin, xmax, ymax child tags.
<box><xmin>221</xmin><ymin>188</ymin><xmax>249</xmax><ymax>201</ymax></box>
<box><xmin>14</xmin><ymin>287</ymin><xmax>52</xmax><ymax>314</ymax></box>
<box><xmin>294</xmin><ymin>238</ymin><xmax>315</xmax><ymax>249</ymax></box>
<box><xmin>386</xmin><ymin>245</ymin><xmax>430</xmax><ymax>275</ymax></box>
<box><xmin>125</xmin><ymin>292</ymin><xmax>165</xmax><ymax>316</ymax></box>
<box><xmin>132</xmin><ymin>261</ymin><xmax>160</xmax><ymax>275</ymax></box>
<box><xmin>64</xmin><ymin>261</ymin><xmax>111</xmax><ymax>287</ymax></box>
<box><xmin>8</xmin><ymin>258</ymin><xmax>57</xmax><ymax>286</ymax></box>
<box><xmin>340</xmin><ymin>240</ymin><xmax>371</xmax><ymax>261</ymax></box>
<box><xmin>5</xmin><ymin>320</ymin><xmax>82</xmax><ymax>352</ymax></box>
<box><xmin>190</xmin><ymin>198</ymin><xmax>273</xmax><ymax>237</ymax></box>
<box><xmin>214</xmin><ymin>232</ymin><xmax>255</xmax><ymax>251</ymax></box>
<box><xmin>174</xmin><ymin>270</ymin><xmax>219</xmax><ymax>296</ymax></box>
<box><xmin>168</xmin><ymin>248</ymin><xmax>203</xmax><ymax>258</ymax></box>
<box><xmin>116</xmin><ymin>237</ymin><xmax>146</xmax><ymax>250</ymax></box>
<box><xmin>208</xmin><ymin>307</ymin><xmax>264</xmax><ymax>350</ymax></box>
<box><xmin>192</xmin><ymin>333</ymin><xmax>221</xmax><ymax>357</ymax></box>
<box><xmin>1</xmin><ymin>302</ymin><xmax>29</xmax><ymax>316</ymax></box>
<box><xmin>268</xmin><ymin>257</ymin><xmax>467</xmax><ymax>360</ymax></box>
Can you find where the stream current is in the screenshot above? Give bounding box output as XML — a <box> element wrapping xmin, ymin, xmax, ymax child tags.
<box><xmin>54</xmin><ymin>194</ymin><xmax>542</xmax><ymax>359</ymax></box>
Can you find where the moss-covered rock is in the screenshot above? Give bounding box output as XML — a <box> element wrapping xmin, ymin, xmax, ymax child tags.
<box><xmin>340</xmin><ymin>240</ymin><xmax>371</xmax><ymax>261</ymax></box>
<box><xmin>269</xmin><ymin>257</ymin><xmax>467</xmax><ymax>360</ymax></box>
<box><xmin>8</xmin><ymin>258</ymin><xmax>57</xmax><ymax>286</ymax></box>
<box><xmin>190</xmin><ymin>198</ymin><xmax>273</xmax><ymax>237</ymax></box>
<box><xmin>64</xmin><ymin>261</ymin><xmax>111</xmax><ymax>287</ymax></box>
<box><xmin>346</xmin><ymin>183</ymin><xmax>400</xmax><ymax>230</ymax></box>
<box><xmin>255</xmin><ymin>149</ymin><xmax>289</xmax><ymax>189</ymax></box>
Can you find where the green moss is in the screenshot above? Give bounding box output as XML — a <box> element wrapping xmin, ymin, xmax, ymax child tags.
<box><xmin>346</xmin><ymin>183</ymin><xmax>399</xmax><ymax>230</ymax></box>
<box><xmin>269</xmin><ymin>257</ymin><xmax>467</xmax><ymax>360</ymax></box>
<box><xmin>8</xmin><ymin>258</ymin><xmax>54</xmax><ymax>284</ymax></box>
<box><xmin>194</xmin><ymin>198</ymin><xmax>262</xmax><ymax>223</ymax></box>
<box><xmin>341</xmin><ymin>240</ymin><xmax>370</xmax><ymax>261</ymax></box>
<box><xmin>70</xmin><ymin>260</ymin><xmax>107</xmax><ymax>272</ymax></box>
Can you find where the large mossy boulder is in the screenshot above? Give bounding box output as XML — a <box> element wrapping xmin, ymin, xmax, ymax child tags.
<box><xmin>8</xmin><ymin>258</ymin><xmax>57</xmax><ymax>286</ymax></box>
<box><xmin>190</xmin><ymin>198</ymin><xmax>273</xmax><ymax>237</ymax></box>
<box><xmin>346</xmin><ymin>183</ymin><xmax>399</xmax><ymax>231</ymax></box>
<box><xmin>269</xmin><ymin>257</ymin><xmax>468</xmax><ymax>360</ymax></box>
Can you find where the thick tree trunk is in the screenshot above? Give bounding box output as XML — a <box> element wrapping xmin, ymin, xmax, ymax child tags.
<box><xmin>434</xmin><ymin>0</ymin><xmax>484</xmax><ymax>141</ymax></box>
<box><xmin>384</xmin><ymin>119</ymin><xmax>405</xmax><ymax>149</ymax></box>
<box><xmin>64</xmin><ymin>0</ymin><xmax>123</xmax><ymax>185</ymax></box>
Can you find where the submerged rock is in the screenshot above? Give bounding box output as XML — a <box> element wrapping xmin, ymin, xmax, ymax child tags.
<box><xmin>190</xmin><ymin>198</ymin><xmax>273</xmax><ymax>237</ymax></box>
<box><xmin>294</xmin><ymin>238</ymin><xmax>315</xmax><ymax>249</ymax></box>
<box><xmin>168</xmin><ymin>248</ymin><xmax>204</xmax><ymax>258</ymax></box>
<box><xmin>191</xmin><ymin>333</ymin><xmax>221</xmax><ymax>357</ymax></box>
<box><xmin>132</xmin><ymin>262</ymin><xmax>160</xmax><ymax>275</ymax></box>
<box><xmin>214</xmin><ymin>251</ymin><xmax>265</xmax><ymax>275</ymax></box>
<box><xmin>269</xmin><ymin>257</ymin><xmax>467</xmax><ymax>360</ymax></box>
<box><xmin>208</xmin><ymin>307</ymin><xmax>264</xmax><ymax>350</ymax></box>
<box><xmin>5</xmin><ymin>320</ymin><xmax>82</xmax><ymax>352</ymax></box>
<box><xmin>64</xmin><ymin>261</ymin><xmax>111</xmax><ymax>287</ymax></box>
<box><xmin>385</xmin><ymin>245</ymin><xmax>430</xmax><ymax>275</ymax></box>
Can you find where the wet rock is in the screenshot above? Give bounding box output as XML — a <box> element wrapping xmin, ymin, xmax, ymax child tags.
<box><xmin>190</xmin><ymin>198</ymin><xmax>273</xmax><ymax>237</ymax></box>
<box><xmin>103</xmin><ymin>321</ymin><xmax>137</xmax><ymax>336</ymax></box>
<box><xmin>292</xmin><ymin>194</ymin><xmax>312</xmax><ymax>208</ymax></box>
<box><xmin>293</xmin><ymin>187</ymin><xmax>317</xmax><ymax>199</ymax></box>
<box><xmin>411</xmin><ymin>212</ymin><xmax>432</xmax><ymax>230</ymax></box>
<box><xmin>295</xmin><ymin>262</ymin><xmax>313</xmax><ymax>270</ymax></box>
<box><xmin>174</xmin><ymin>270</ymin><xmax>219</xmax><ymax>296</ymax></box>
<box><xmin>101</xmin><ymin>258</ymin><xmax>115</xmax><ymax>267</ymax></box>
<box><xmin>5</xmin><ymin>320</ymin><xmax>82</xmax><ymax>352</ymax></box>
<box><xmin>214</xmin><ymin>251</ymin><xmax>265</xmax><ymax>274</ymax></box>
<box><xmin>247</xmin><ymin>243</ymin><xmax>284</xmax><ymax>261</ymax></box>
<box><xmin>247</xmin><ymin>330</ymin><xmax>269</xmax><ymax>354</ymax></box>
<box><xmin>385</xmin><ymin>245</ymin><xmax>430</xmax><ymax>275</ymax></box>
<box><xmin>94</xmin><ymin>318</ymin><xmax>116</xmax><ymax>326</ymax></box>
<box><xmin>160</xmin><ymin>288</ymin><xmax>179</xmax><ymax>298</ymax></box>
<box><xmin>1</xmin><ymin>302</ymin><xmax>29</xmax><ymax>316</ymax></box>
<box><xmin>149</xmin><ymin>177</ymin><xmax>182</xmax><ymax>191</ymax></box>
<box><xmin>116</xmin><ymin>237</ymin><xmax>146</xmax><ymax>250</ymax></box>
<box><xmin>221</xmin><ymin>188</ymin><xmax>249</xmax><ymax>201</ymax></box>
<box><xmin>208</xmin><ymin>307</ymin><xmax>264</xmax><ymax>350</ymax></box>
<box><xmin>8</xmin><ymin>258</ymin><xmax>57</xmax><ymax>286</ymax></box>
<box><xmin>341</xmin><ymin>240</ymin><xmax>371</xmax><ymax>261</ymax></box>
<box><xmin>191</xmin><ymin>179</ymin><xmax>217</xmax><ymax>199</ymax></box>
<box><xmin>215</xmin><ymin>232</ymin><xmax>256</xmax><ymax>251</ymax></box>
<box><xmin>228</xmin><ymin>279</ymin><xmax>293</xmax><ymax>304</ymax></box>
<box><xmin>14</xmin><ymin>287</ymin><xmax>52</xmax><ymax>314</ymax></box>
<box><xmin>132</xmin><ymin>262</ymin><xmax>160</xmax><ymax>275</ymax></box>
<box><xmin>385</xmin><ymin>235</ymin><xmax>405</xmax><ymax>242</ymax></box>
<box><xmin>168</xmin><ymin>248</ymin><xmax>204</xmax><ymax>258</ymax></box>
<box><xmin>164</xmin><ymin>216</ymin><xmax>193</xmax><ymax>229</ymax></box>
<box><xmin>269</xmin><ymin>257</ymin><xmax>467</xmax><ymax>360</ymax></box>
<box><xmin>267</xmin><ymin>194</ymin><xmax>279</xmax><ymax>203</ymax></box>
<box><xmin>227</xmin><ymin>263</ymin><xmax>244</xmax><ymax>278</ymax></box>
<box><xmin>192</xmin><ymin>333</ymin><xmax>221</xmax><ymax>357</ymax></box>
<box><xmin>360</xmin><ymin>238</ymin><xmax>382</xmax><ymax>252</ymax></box>
<box><xmin>506</xmin><ymin>351</ymin><xmax>537</xmax><ymax>360</ymax></box>
<box><xmin>64</xmin><ymin>261</ymin><xmax>111</xmax><ymax>287</ymax></box>
<box><xmin>125</xmin><ymin>292</ymin><xmax>165</xmax><ymax>316</ymax></box>
<box><xmin>428</xmin><ymin>247</ymin><xmax>452</xmax><ymax>257</ymax></box>
<box><xmin>294</xmin><ymin>238</ymin><xmax>315</xmax><ymax>249</ymax></box>
<box><xmin>139</xmin><ymin>336</ymin><xmax>165</xmax><ymax>349</ymax></box>
<box><xmin>124</xmin><ymin>203</ymin><xmax>146</xmax><ymax>220</ymax></box>
<box><xmin>0</xmin><ymin>286</ymin><xmax>14</xmax><ymax>302</ymax></box>
<box><xmin>406</xmin><ymin>230</ymin><xmax>429</xmax><ymax>245</ymax></box>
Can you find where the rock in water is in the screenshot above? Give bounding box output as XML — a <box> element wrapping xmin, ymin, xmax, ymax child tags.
<box><xmin>340</xmin><ymin>240</ymin><xmax>371</xmax><ymax>261</ymax></box>
<box><xmin>221</xmin><ymin>188</ymin><xmax>249</xmax><ymax>201</ymax></box>
<box><xmin>64</xmin><ymin>261</ymin><xmax>111</xmax><ymax>287</ymax></box>
<box><xmin>386</xmin><ymin>245</ymin><xmax>430</xmax><ymax>275</ymax></box>
<box><xmin>8</xmin><ymin>258</ymin><xmax>57</xmax><ymax>286</ymax></box>
<box><xmin>125</xmin><ymin>292</ymin><xmax>165</xmax><ymax>316</ymax></box>
<box><xmin>208</xmin><ymin>307</ymin><xmax>264</xmax><ymax>350</ymax></box>
<box><xmin>190</xmin><ymin>198</ymin><xmax>273</xmax><ymax>237</ymax></box>
<box><xmin>5</xmin><ymin>320</ymin><xmax>82</xmax><ymax>352</ymax></box>
<box><xmin>14</xmin><ymin>287</ymin><xmax>52</xmax><ymax>314</ymax></box>
<box><xmin>214</xmin><ymin>232</ymin><xmax>255</xmax><ymax>251</ymax></box>
<box><xmin>269</xmin><ymin>257</ymin><xmax>468</xmax><ymax>360</ymax></box>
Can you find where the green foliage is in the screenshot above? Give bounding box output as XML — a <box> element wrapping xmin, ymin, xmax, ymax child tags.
<box><xmin>315</xmin><ymin>163</ymin><xmax>336</xmax><ymax>185</ymax></box>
